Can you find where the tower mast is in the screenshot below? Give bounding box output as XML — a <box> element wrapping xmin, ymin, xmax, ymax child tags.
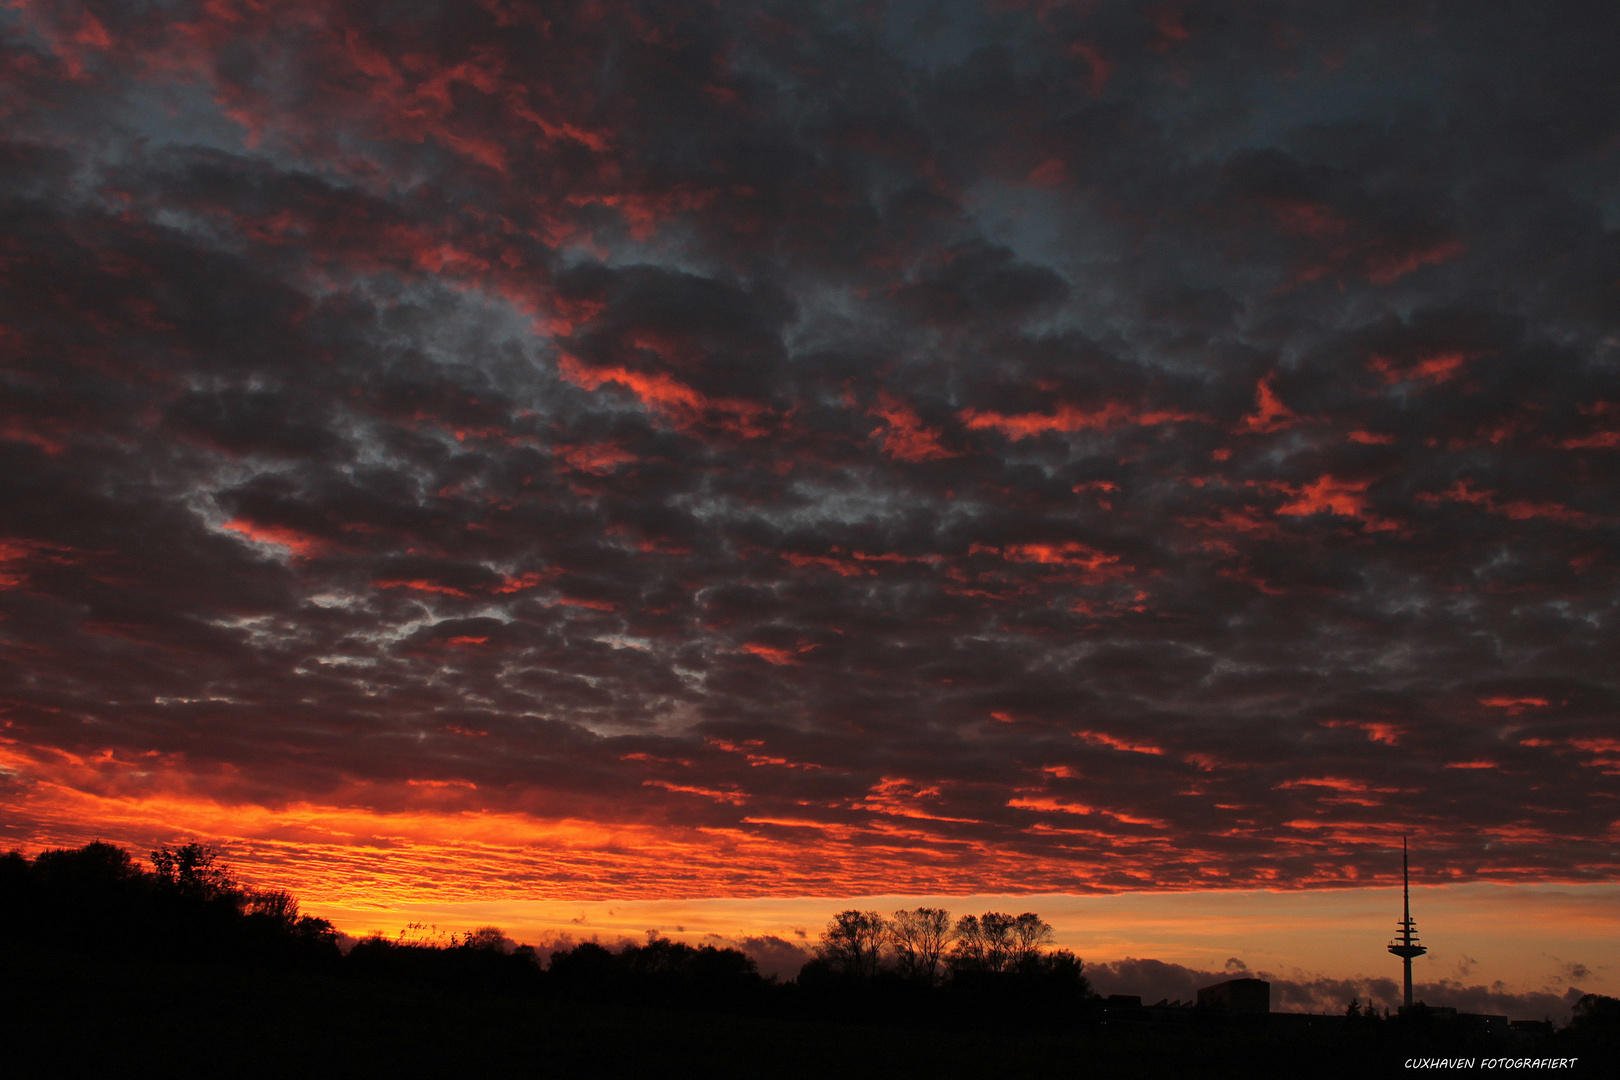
<box><xmin>1387</xmin><ymin>836</ymin><xmax>1426</xmax><ymax>1009</ymax></box>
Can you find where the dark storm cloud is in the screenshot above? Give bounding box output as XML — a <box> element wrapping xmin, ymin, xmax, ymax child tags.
<box><xmin>1</xmin><ymin>0</ymin><xmax>1617</xmax><ymax>890</ymax></box>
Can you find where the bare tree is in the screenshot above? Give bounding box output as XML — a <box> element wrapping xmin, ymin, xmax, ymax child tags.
<box><xmin>815</xmin><ymin>909</ymin><xmax>888</xmax><ymax>977</ymax></box>
<box><xmin>979</xmin><ymin>912</ymin><xmax>1016</xmax><ymax>972</ymax></box>
<box><xmin>889</xmin><ymin>907</ymin><xmax>952</xmax><ymax>983</ymax></box>
<box><xmin>949</xmin><ymin>914</ymin><xmax>987</xmax><ymax>973</ymax></box>
<box><xmin>1009</xmin><ymin>912</ymin><xmax>1054</xmax><ymax>969</ymax></box>
<box><xmin>951</xmin><ymin>911</ymin><xmax>1050</xmax><ymax>974</ymax></box>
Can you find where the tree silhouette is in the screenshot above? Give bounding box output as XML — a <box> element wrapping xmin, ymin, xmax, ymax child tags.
<box><xmin>815</xmin><ymin>910</ymin><xmax>888</xmax><ymax>978</ymax></box>
<box><xmin>889</xmin><ymin>907</ymin><xmax>952</xmax><ymax>983</ymax></box>
<box><xmin>245</xmin><ymin>889</ymin><xmax>300</xmax><ymax>928</ymax></box>
<box><xmin>948</xmin><ymin>912</ymin><xmax>1055</xmax><ymax>975</ymax></box>
<box><xmin>457</xmin><ymin>926</ymin><xmax>517</xmax><ymax>952</ymax></box>
<box><xmin>0</xmin><ymin>841</ymin><xmax>345</xmax><ymax>973</ymax></box>
<box><xmin>150</xmin><ymin>843</ymin><xmax>237</xmax><ymax>902</ymax></box>
<box><xmin>948</xmin><ymin>913</ymin><xmax>1001</xmax><ymax>974</ymax></box>
<box><xmin>1569</xmin><ymin>993</ymin><xmax>1620</xmax><ymax>1031</ymax></box>
<box><xmin>1008</xmin><ymin>912</ymin><xmax>1055</xmax><ymax>971</ymax></box>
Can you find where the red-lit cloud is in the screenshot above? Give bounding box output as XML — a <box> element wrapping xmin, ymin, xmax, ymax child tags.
<box><xmin>867</xmin><ymin>391</ymin><xmax>956</xmax><ymax>462</ymax></box>
<box><xmin>962</xmin><ymin>401</ymin><xmax>1201</xmax><ymax>440</ymax></box>
<box><xmin>1235</xmin><ymin>373</ymin><xmax>1303</xmax><ymax>434</ymax></box>
<box><xmin>0</xmin><ymin>0</ymin><xmax>1616</xmax><ymax>904</ymax></box>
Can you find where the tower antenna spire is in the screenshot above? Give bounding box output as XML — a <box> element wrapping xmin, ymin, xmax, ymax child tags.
<box><xmin>1387</xmin><ymin>836</ymin><xmax>1426</xmax><ymax>1009</ymax></box>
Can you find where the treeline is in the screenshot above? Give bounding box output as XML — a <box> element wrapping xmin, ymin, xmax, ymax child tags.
<box><xmin>0</xmin><ymin>842</ymin><xmax>769</xmax><ymax>1004</ymax></box>
<box><xmin>0</xmin><ymin>841</ymin><xmax>1095</xmax><ymax>1033</ymax></box>
<box><xmin>793</xmin><ymin>907</ymin><xmax>1093</xmax><ymax>1034</ymax></box>
<box><xmin>1</xmin><ymin>840</ymin><xmax>340</xmax><ymax>969</ymax></box>
<box><xmin>805</xmin><ymin>907</ymin><xmax>1085</xmax><ymax>986</ymax></box>
<box><xmin>7</xmin><ymin>841</ymin><xmax>1616</xmax><ymax>1057</ymax></box>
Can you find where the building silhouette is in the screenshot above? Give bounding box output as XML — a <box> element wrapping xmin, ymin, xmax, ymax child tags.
<box><xmin>1387</xmin><ymin>836</ymin><xmax>1426</xmax><ymax>1009</ymax></box>
<box><xmin>1196</xmin><ymin>977</ymin><xmax>1270</xmax><ymax>1015</ymax></box>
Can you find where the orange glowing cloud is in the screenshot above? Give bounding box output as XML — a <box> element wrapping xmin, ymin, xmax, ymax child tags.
<box><xmin>1418</xmin><ymin>480</ymin><xmax>1599</xmax><ymax>527</ymax></box>
<box><xmin>1321</xmin><ymin>720</ymin><xmax>1403</xmax><ymax>745</ymax></box>
<box><xmin>0</xmin><ymin>537</ymin><xmax>83</xmax><ymax>588</ymax></box>
<box><xmin>739</xmin><ymin>641</ymin><xmax>818</xmax><ymax>666</ymax></box>
<box><xmin>495</xmin><ymin>570</ymin><xmax>553</xmax><ymax>593</ymax></box>
<box><xmin>1479</xmin><ymin>697</ymin><xmax>1549</xmax><ymax>716</ymax></box>
<box><xmin>1</xmin><ymin>415</ymin><xmax>71</xmax><ymax>455</ymax></box>
<box><xmin>782</xmin><ymin>549</ymin><xmax>872</xmax><ymax>577</ymax></box>
<box><xmin>867</xmin><ymin>391</ymin><xmax>956</xmax><ymax>462</ymax></box>
<box><xmin>1235</xmin><ymin>372</ymin><xmax>1301</xmax><ymax>434</ymax></box>
<box><xmin>642</xmin><ymin>779</ymin><xmax>749</xmax><ymax>805</ymax></box>
<box><xmin>556</xmin><ymin>442</ymin><xmax>638</xmax><ymax>474</ymax></box>
<box><xmin>708</xmin><ymin>739</ymin><xmax>822</xmax><ymax>770</ymax></box>
<box><xmin>1275</xmin><ymin>475</ymin><xmax>1368</xmax><ymax>517</ymax></box>
<box><xmin>1075</xmin><ymin>731</ymin><xmax>1164</xmax><ymax>755</ymax></box>
<box><xmin>859</xmin><ymin>777</ymin><xmax>975</xmax><ymax>824</ymax></box>
<box><xmin>851</xmin><ymin>550</ymin><xmax>942</xmax><ymax>567</ymax></box>
<box><xmin>1181</xmin><ymin>507</ymin><xmax>1285</xmax><ymax>540</ymax></box>
<box><xmin>1007</xmin><ymin>795</ymin><xmax>1098</xmax><ymax>815</ymax></box>
<box><xmin>557</xmin><ymin>354</ymin><xmax>772</xmax><ymax>438</ymax></box>
<box><xmin>1558</xmin><ymin>430</ymin><xmax>1620</xmax><ymax>449</ymax></box>
<box><xmin>220</xmin><ymin>518</ymin><xmax>329</xmax><ymax>558</ymax></box>
<box><xmin>1277</xmin><ymin>777</ymin><xmax>1397</xmax><ymax>794</ymax></box>
<box><xmin>1368</xmin><ymin>351</ymin><xmax>1471</xmax><ymax>386</ymax></box>
<box><xmin>564</xmin><ymin>186</ymin><xmax>718</xmax><ymax>241</ymax></box>
<box><xmin>538</xmin><ymin>296</ymin><xmax>606</xmax><ymax>337</ymax></box>
<box><xmin>969</xmin><ymin>540</ymin><xmax>1128</xmax><ymax>584</ymax></box>
<box><xmin>2</xmin><ymin>725</ymin><xmax>1610</xmax><ymax>908</ymax></box>
<box><xmin>556</xmin><ymin>595</ymin><xmax>616</xmax><ymax>611</ymax></box>
<box><xmin>999</xmin><ymin>541</ymin><xmax>1118</xmax><ymax>568</ymax></box>
<box><xmin>1274</xmin><ymin>475</ymin><xmax>1399</xmax><ymax>531</ymax></box>
<box><xmin>0</xmin><ymin>550</ymin><xmax>24</xmax><ymax>590</ymax></box>
<box><xmin>372</xmin><ymin>578</ymin><xmax>473</xmax><ymax>598</ymax></box>
<box><xmin>779</xmin><ymin>547</ymin><xmax>939</xmax><ymax>578</ymax></box>
<box><xmin>1365</xmin><ymin>238</ymin><xmax>1465</xmax><ymax>283</ymax></box>
<box><xmin>1216</xmin><ymin>566</ymin><xmax>1286</xmax><ymax>595</ymax></box>
<box><xmin>961</xmin><ymin>401</ymin><xmax>1199</xmax><ymax>440</ymax></box>
<box><xmin>1007</xmin><ymin>796</ymin><xmax>1165</xmax><ymax>828</ymax></box>
<box><xmin>4</xmin><ymin>0</ymin><xmax>1616</xmax><ymax>942</ymax></box>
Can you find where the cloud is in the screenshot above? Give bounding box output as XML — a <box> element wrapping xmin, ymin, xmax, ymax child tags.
<box><xmin>0</xmin><ymin>0</ymin><xmax>1616</xmax><ymax>904</ymax></box>
<box><xmin>1085</xmin><ymin>958</ymin><xmax>1587</xmax><ymax>1022</ymax></box>
<box><xmin>706</xmin><ymin>934</ymin><xmax>815</xmax><ymax>981</ymax></box>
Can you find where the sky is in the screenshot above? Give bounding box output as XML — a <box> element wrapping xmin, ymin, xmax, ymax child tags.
<box><xmin>1</xmin><ymin>0</ymin><xmax>1617</xmax><ymax>1016</ymax></box>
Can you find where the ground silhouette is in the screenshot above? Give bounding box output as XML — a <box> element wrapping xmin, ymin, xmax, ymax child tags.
<box><xmin>1</xmin><ymin>843</ymin><xmax>1611</xmax><ymax>1078</ymax></box>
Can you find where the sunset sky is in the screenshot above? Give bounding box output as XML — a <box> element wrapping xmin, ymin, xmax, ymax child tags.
<box><xmin>1</xmin><ymin>0</ymin><xmax>1616</xmax><ymax>1015</ymax></box>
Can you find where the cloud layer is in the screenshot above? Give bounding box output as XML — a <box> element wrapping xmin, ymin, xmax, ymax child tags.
<box><xmin>1086</xmin><ymin>958</ymin><xmax>1586</xmax><ymax>1021</ymax></box>
<box><xmin>1</xmin><ymin>1</ymin><xmax>1617</xmax><ymax>895</ymax></box>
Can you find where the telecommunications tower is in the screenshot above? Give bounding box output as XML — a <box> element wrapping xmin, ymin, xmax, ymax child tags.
<box><xmin>1387</xmin><ymin>836</ymin><xmax>1426</xmax><ymax>1009</ymax></box>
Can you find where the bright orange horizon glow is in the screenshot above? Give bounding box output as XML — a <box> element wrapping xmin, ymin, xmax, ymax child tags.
<box><xmin>4</xmin><ymin>741</ymin><xmax>1616</xmax><ymax>1006</ymax></box>
<box><xmin>11</xmin><ymin>788</ymin><xmax>1612</xmax><ymax>1001</ymax></box>
<box><xmin>6</xmin><ymin>739</ymin><xmax>1613</xmax><ymax>901</ymax></box>
<box><xmin>301</xmin><ymin>884</ymin><xmax>1619</xmax><ymax>998</ymax></box>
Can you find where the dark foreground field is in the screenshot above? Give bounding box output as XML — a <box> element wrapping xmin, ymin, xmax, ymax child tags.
<box><xmin>3</xmin><ymin>946</ymin><xmax>1609</xmax><ymax>1080</ymax></box>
